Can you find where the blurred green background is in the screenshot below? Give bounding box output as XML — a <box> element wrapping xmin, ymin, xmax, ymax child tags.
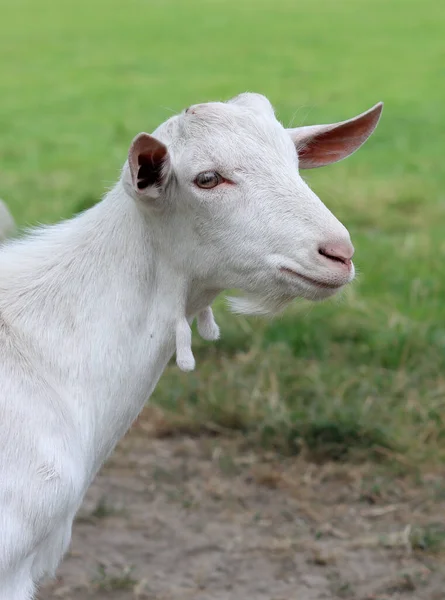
<box><xmin>1</xmin><ymin>0</ymin><xmax>445</xmax><ymax>465</ymax></box>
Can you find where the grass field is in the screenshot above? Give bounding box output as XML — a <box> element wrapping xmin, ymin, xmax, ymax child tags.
<box><xmin>1</xmin><ymin>0</ymin><xmax>445</xmax><ymax>468</ymax></box>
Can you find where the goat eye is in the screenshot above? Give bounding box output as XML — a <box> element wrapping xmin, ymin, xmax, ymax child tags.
<box><xmin>194</xmin><ymin>171</ymin><xmax>223</xmax><ymax>189</ymax></box>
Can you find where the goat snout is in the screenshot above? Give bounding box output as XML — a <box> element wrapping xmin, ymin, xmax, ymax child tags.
<box><xmin>318</xmin><ymin>240</ymin><xmax>354</xmax><ymax>269</ymax></box>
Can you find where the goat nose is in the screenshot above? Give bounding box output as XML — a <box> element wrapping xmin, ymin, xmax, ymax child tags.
<box><xmin>318</xmin><ymin>240</ymin><xmax>354</xmax><ymax>267</ymax></box>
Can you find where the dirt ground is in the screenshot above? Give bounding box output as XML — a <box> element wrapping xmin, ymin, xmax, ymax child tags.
<box><xmin>40</xmin><ymin>408</ymin><xmax>445</xmax><ymax>600</ymax></box>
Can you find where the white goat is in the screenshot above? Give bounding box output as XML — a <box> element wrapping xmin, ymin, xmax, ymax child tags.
<box><xmin>0</xmin><ymin>92</ymin><xmax>382</xmax><ymax>599</ymax></box>
<box><xmin>0</xmin><ymin>199</ymin><xmax>16</xmax><ymax>242</ymax></box>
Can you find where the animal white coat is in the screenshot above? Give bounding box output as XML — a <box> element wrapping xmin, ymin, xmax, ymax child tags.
<box><xmin>0</xmin><ymin>92</ymin><xmax>383</xmax><ymax>599</ymax></box>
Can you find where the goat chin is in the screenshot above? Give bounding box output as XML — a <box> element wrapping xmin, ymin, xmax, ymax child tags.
<box><xmin>227</xmin><ymin>293</ymin><xmax>293</xmax><ymax>316</ymax></box>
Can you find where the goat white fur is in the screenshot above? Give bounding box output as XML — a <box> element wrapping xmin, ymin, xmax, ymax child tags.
<box><xmin>0</xmin><ymin>93</ymin><xmax>382</xmax><ymax>599</ymax></box>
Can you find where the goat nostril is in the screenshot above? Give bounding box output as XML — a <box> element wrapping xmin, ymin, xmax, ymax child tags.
<box><xmin>318</xmin><ymin>245</ymin><xmax>353</xmax><ymax>267</ymax></box>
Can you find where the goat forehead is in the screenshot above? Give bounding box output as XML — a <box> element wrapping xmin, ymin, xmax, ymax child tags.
<box><xmin>153</xmin><ymin>101</ymin><xmax>297</xmax><ymax>174</ymax></box>
<box><xmin>177</xmin><ymin>109</ymin><xmax>294</xmax><ymax>164</ymax></box>
<box><xmin>182</xmin><ymin>102</ymin><xmax>280</xmax><ymax>137</ymax></box>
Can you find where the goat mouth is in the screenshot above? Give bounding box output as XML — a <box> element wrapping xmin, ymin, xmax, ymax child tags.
<box><xmin>278</xmin><ymin>267</ymin><xmax>345</xmax><ymax>290</ymax></box>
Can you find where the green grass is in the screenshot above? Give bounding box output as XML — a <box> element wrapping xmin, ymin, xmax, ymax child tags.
<box><xmin>1</xmin><ymin>0</ymin><xmax>445</xmax><ymax>465</ymax></box>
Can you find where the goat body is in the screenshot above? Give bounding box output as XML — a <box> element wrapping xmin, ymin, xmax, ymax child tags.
<box><xmin>0</xmin><ymin>92</ymin><xmax>382</xmax><ymax>599</ymax></box>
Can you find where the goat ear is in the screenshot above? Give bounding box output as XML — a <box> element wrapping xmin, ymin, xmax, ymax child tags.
<box><xmin>128</xmin><ymin>133</ymin><xmax>170</xmax><ymax>198</ymax></box>
<box><xmin>288</xmin><ymin>102</ymin><xmax>383</xmax><ymax>169</ymax></box>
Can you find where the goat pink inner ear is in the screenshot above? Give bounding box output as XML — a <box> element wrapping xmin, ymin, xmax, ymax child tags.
<box><xmin>128</xmin><ymin>133</ymin><xmax>169</xmax><ymax>193</ymax></box>
<box><xmin>137</xmin><ymin>147</ymin><xmax>167</xmax><ymax>190</ymax></box>
<box><xmin>298</xmin><ymin>115</ymin><xmax>374</xmax><ymax>165</ymax></box>
<box><xmin>290</xmin><ymin>102</ymin><xmax>383</xmax><ymax>169</ymax></box>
